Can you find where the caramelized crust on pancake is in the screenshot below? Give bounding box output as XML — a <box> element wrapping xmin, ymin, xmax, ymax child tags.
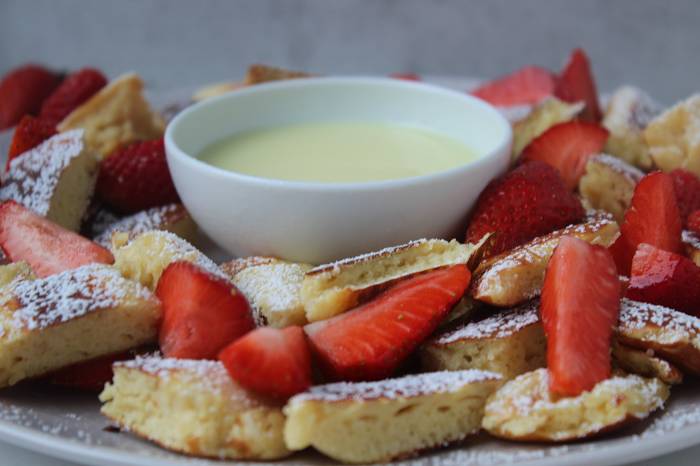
<box><xmin>0</xmin><ymin>130</ymin><xmax>99</xmax><ymax>232</ymax></box>
<box><xmin>57</xmin><ymin>73</ymin><xmax>165</xmax><ymax>158</ymax></box>
<box><xmin>482</xmin><ymin>368</ymin><xmax>669</xmax><ymax>442</ymax></box>
<box><xmin>682</xmin><ymin>230</ymin><xmax>700</xmax><ymax>267</ymax></box>
<box><xmin>244</xmin><ymin>64</ymin><xmax>312</xmax><ymax>85</ymax></box>
<box><xmin>471</xmin><ymin>215</ymin><xmax>619</xmax><ymax>307</ymax></box>
<box><xmin>92</xmin><ymin>204</ymin><xmax>196</xmax><ymax>248</ymax></box>
<box><xmin>421</xmin><ymin>300</ymin><xmax>545</xmax><ymax>380</ymax></box>
<box><xmin>579</xmin><ymin>154</ymin><xmax>644</xmax><ymax>222</ymax></box>
<box><xmin>603</xmin><ymin>86</ymin><xmax>659</xmax><ymax>170</ymax></box>
<box><xmin>643</xmin><ymin>94</ymin><xmax>700</xmax><ymax>176</ymax></box>
<box><xmin>100</xmin><ymin>357</ymin><xmax>290</xmax><ymax>460</ymax></box>
<box><xmin>617</xmin><ymin>299</ymin><xmax>700</xmax><ymax>375</ymax></box>
<box><xmin>221</xmin><ymin>257</ymin><xmax>311</xmax><ymax>327</ymax></box>
<box><xmin>112</xmin><ymin>230</ymin><xmax>226</xmax><ymax>290</ymax></box>
<box><xmin>284</xmin><ymin>370</ymin><xmax>502</xmax><ymax>464</ymax></box>
<box><xmin>302</xmin><ymin>239</ymin><xmax>474</xmax><ymax>322</ymax></box>
<box><xmin>0</xmin><ymin>265</ymin><xmax>160</xmax><ymax>387</ymax></box>
<box><xmin>612</xmin><ymin>341</ymin><xmax>683</xmax><ymax>385</ymax></box>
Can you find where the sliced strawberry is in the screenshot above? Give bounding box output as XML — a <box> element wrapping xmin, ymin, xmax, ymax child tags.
<box><xmin>49</xmin><ymin>351</ymin><xmax>133</xmax><ymax>391</ymax></box>
<box><xmin>97</xmin><ymin>138</ymin><xmax>179</xmax><ymax>214</ymax></box>
<box><xmin>555</xmin><ymin>48</ymin><xmax>602</xmax><ymax>122</ymax></box>
<box><xmin>390</xmin><ymin>73</ymin><xmax>421</xmax><ymax>81</ymax></box>
<box><xmin>305</xmin><ymin>265</ymin><xmax>470</xmax><ymax>381</ymax></box>
<box><xmin>471</xmin><ymin>66</ymin><xmax>556</xmax><ymax>107</ymax></box>
<box><xmin>541</xmin><ymin>236</ymin><xmax>620</xmax><ymax>396</ymax></box>
<box><xmin>688</xmin><ymin>210</ymin><xmax>700</xmax><ymax>236</ymax></box>
<box><xmin>0</xmin><ymin>64</ymin><xmax>61</xmax><ymax>130</ymax></box>
<box><xmin>6</xmin><ymin>115</ymin><xmax>56</xmax><ymax>170</ymax></box>
<box><xmin>610</xmin><ymin>172</ymin><xmax>683</xmax><ymax>275</ymax></box>
<box><xmin>521</xmin><ymin>121</ymin><xmax>609</xmax><ymax>190</ymax></box>
<box><xmin>626</xmin><ymin>243</ymin><xmax>700</xmax><ymax>316</ymax></box>
<box><xmin>670</xmin><ymin>169</ymin><xmax>700</xmax><ymax>226</ymax></box>
<box><xmin>39</xmin><ymin>68</ymin><xmax>107</xmax><ymax>126</ymax></box>
<box><xmin>219</xmin><ymin>326</ymin><xmax>312</xmax><ymax>399</ymax></box>
<box><xmin>156</xmin><ymin>261</ymin><xmax>255</xmax><ymax>360</ymax></box>
<box><xmin>0</xmin><ymin>201</ymin><xmax>114</xmax><ymax>278</ymax></box>
<box><xmin>465</xmin><ymin>160</ymin><xmax>585</xmax><ymax>259</ymax></box>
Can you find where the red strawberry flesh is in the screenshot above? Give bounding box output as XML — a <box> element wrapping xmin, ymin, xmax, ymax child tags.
<box><xmin>465</xmin><ymin>160</ymin><xmax>585</xmax><ymax>259</ymax></box>
<box><xmin>627</xmin><ymin>243</ymin><xmax>700</xmax><ymax>316</ymax></box>
<box><xmin>521</xmin><ymin>121</ymin><xmax>609</xmax><ymax>190</ymax></box>
<box><xmin>541</xmin><ymin>236</ymin><xmax>621</xmax><ymax>397</ymax></box>
<box><xmin>611</xmin><ymin>172</ymin><xmax>683</xmax><ymax>275</ymax></box>
<box><xmin>471</xmin><ymin>66</ymin><xmax>556</xmax><ymax>107</ymax></box>
<box><xmin>670</xmin><ymin>169</ymin><xmax>700</xmax><ymax>226</ymax></box>
<box><xmin>0</xmin><ymin>64</ymin><xmax>61</xmax><ymax>130</ymax></box>
<box><xmin>555</xmin><ymin>48</ymin><xmax>602</xmax><ymax>122</ymax></box>
<box><xmin>156</xmin><ymin>261</ymin><xmax>255</xmax><ymax>360</ymax></box>
<box><xmin>219</xmin><ymin>326</ymin><xmax>312</xmax><ymax>399</ymax></box>
<box><xmin>6</xmin><ymin>115</ymin><xmax>57</xmax><ymax>170</ymax></box>
<box><xmin>305</xmin><ymin>264</ymin><xmax>470</xmax><ymax>381</ymax></box>
<box><xmin>0</xmin><ymin>201</ymin><xmax>113</xmax><ymax>278</ymax></box>
<box><xmin>39</xmin><ymin>68</ymin><xmax>107</xmax><ymax>127</ymax></box>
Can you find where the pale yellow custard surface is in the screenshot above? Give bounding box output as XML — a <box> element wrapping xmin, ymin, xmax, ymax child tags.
<box><xmin>198</xmin><ymin>122</ymin><xmax>477</xmax><ymax>183</ymax></box>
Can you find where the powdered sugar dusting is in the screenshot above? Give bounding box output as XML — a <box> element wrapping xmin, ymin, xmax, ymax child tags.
<box><xmin>0</xmin><ymin>130</ymin><xmax>86</xmax><ymax>216</ymax></box>
<box><xmin>93</xmin><ymin>204</ymin><xmax>188</xmax><ymax>247</ymax></box>
<box><xmin>619</xmin><ymin>298</ymin><xmax>700</xmax><ymax>335</ymax></box>
<box><xmin>291</xmin><ymin>370</ymin><xmax>501</xmax><ymax>403</ymax></box>
<box><xmin>434</xmin><ymin>300</ymin><xmax>540</xmax><ymax>344</ymax></box>
<box><xmin>142</xmin><ymin>230</ymin><xmax>227</xmax><ymax>281</ymax></box>
<box><xmin>307</xmin><ymin>239</ymin><xmax>428</xmax><ymax>275</ymax></box>
<box><xmin>1</xmin><ymin>264</ymin><xmax>151</xmax><ymax>331</ymax></box>
<box><xmin>590</xmin><ymin>153</ymin><xmax>644</xmax><ymax>181</ymax></box>
<box><xmin>683</xmin><ymin>230</ymin><xmax>700</xmax><ymax>250</ymax></box>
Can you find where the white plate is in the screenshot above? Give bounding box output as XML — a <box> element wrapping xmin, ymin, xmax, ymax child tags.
<box><xmin>1</xmin><ymin>78</ymin><xmax>699</xmax><ymax>466</ymax></box>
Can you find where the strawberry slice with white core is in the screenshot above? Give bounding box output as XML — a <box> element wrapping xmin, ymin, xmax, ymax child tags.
<box><xmin>305</xmin><ymin>264</ymin><xmax>470</xmax><ymax>382</ymax></box>
<box><xmin>0</xmin><ymin>200</ymin><xmax>113</xmax><ymax>277</ymax></box>
<box><xmin>541</xmin><ymin>236</ymin><xmax>621</xmax><ymax>397</ymax></box>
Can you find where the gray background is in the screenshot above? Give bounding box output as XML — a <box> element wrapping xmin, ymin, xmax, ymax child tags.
<box><xmin>0</xmin><ymin>0</ymin><xmax>698</xmax><ymax>104</ymax></box>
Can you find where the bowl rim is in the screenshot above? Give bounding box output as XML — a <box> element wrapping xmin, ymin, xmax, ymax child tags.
<box><xmin>165</xmin><ymin>76</ymin><xmax>512</xmax><ymax>193</ymax></box>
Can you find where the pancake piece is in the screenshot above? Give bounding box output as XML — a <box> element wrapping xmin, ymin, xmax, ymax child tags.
<box><xmin>603</xmin><ymin>86</ymin><xmax>659</xmax><ymax>170</ymax></box>
<box><xmin>0</xmin><ymin>264</ymin><xmax>160</xmax><ymax>387</ymax></box>
<box><xmin>0</xmin><ymin>262</ymin><xmax>35</xmax><ymax>289</ymax></box>
<box><xmin>643</xmin><ymin>94</ymin><xmax>700</xmax><ymax>176</ymax></box>
<box><xmin>0</xmin><ymin>130</ymin><xmax>98</xmax><ymax>231</ymax></box>
<box><xmin>301</xmin><ymin>239</ymin><xmax>474</xmax><ymax>322</ymax></box>
<box><xmin>92</xmin><ymin>204</ymin><xmax>196</xmax><ymax>248</ymax></box>
<box><xmin>612</xmin><ymin>341</ymin><xmax>683</xmax><ymax>385</ymax></box>
<box><xmin>244</xmin><ymin>64</ymin><xmax>312</xmax><ymax>85</ymax></box>
<box><xmin>617</xmin><ymin>298</ymin><xmax>700</xmax><ymax>375</ymax></box>
<box><xmin>284</xmin><ymin>370</ymin><xmax>502</xmax><ymax>463</ymax></box>
<box><xmin>471</xmin><ymin>215</ymin><xmax>618</xmax><ymax>307</ymax></box>
<box><xmin>482</xmin><ymin>368</ymin><xmax>669</xmax><ymax>442</ymax></box>
<box><xmin>421</xmin><ymin>300</ymin><xmax>545</xmax><ymax>380</ymax></box>
<box><xmin>683</xmin><ymin>230</ymin><xmax>700</xmax><ymax>267</ymax></box>
<box><xmin>221</xmin><ymin>257</ymin><xmax>312</xmax><ymax>327</ymax></box>
<box><xmin>57</xmin><ymin>73</ymin><xmax>165</xmax><ymax>158</ymax></box>
<box><xmin>579</xmin><ymin>154</ymin><xmax>644</xmax><ymax>222</ymax></box>
<box><xmin>112</xmin><ymin>230</ymin><xmax>226</xmax><ymax>290</ymax></box>
<box><xmin>100</xmin><ymin>356</ymin><xmax>290</xmax><ymax>460</ymax></box>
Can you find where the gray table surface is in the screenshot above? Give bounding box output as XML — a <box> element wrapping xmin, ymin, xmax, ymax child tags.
<box><xmin>2</xmin><ymin>0</ymin><xmax>700</xmax><ymax>463</ymax></box>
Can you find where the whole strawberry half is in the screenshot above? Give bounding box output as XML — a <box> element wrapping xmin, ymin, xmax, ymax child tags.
<box><xmin>541</xmin><ymin>236</ymin><xmax>621</xmax><ymax>397</ymax></box>
<box><xmin>670</xmin><ymin>169</ymin><xmax>700</xmax><ymax>226</ymax></box>
<box><xmin>521</xmin><ymin>121</ymin><xmax>609</xmax><ymax>190</ymax></box>
<box><xmin>156</xmin><ymin>261</ymin><xmax>255</xmax><ymax>360</ymax></box>
<box><xmin>0</xmin><ymin>64</ymin><xmax>61</xmax><ymax>130</ymax></box>
<box><xmin>0</xmin><ymin>201</ymin><xmax>114</xmax><ymax>278</ymax></box>
<box><xmin>97</xmin><ymin>138</ymin><xmax>180</xmax><ymax>214</ymax></box>
<box><xmin>627</xmin><ymin>243</ymin><xmax>700</xmax><ymax>316</ymax></box>
<box><xmin>39</xmin><ymin>68</ymin><xmax>107</xmax><ymax>126</ymax></box>
<box><xmin>555</xmin><ymin>48</ymin><xmax>602</xmax><ymax>122</ymax></box>
<box><xmin>609</xmin><ymin>172</ymin><xmax>683</xmax><ymax>275</ymax></box>
<box><xmin>465</xmin><ymin>160</ymin><xmax>585</xmax><ymax>259</ymax></box>
<box><xmin>305</xmin><ymin>264</ymin><xmax>470</xmax><ymax>382</ymax></box>
<box><xmin>471</xmin><ymin>65</ymin><xmax>556</xmax><ymax>107</ymax></box>
<box><xmin>219</xmin><ymin>326</ymin><xmax>312</xmax><ymax>400</ymax></box>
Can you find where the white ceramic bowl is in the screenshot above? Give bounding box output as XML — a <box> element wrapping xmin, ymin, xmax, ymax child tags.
<box><xmin>165</xmin><ymin>77</ymin><xmax>512</xmax><ymax>264</ymax></box>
